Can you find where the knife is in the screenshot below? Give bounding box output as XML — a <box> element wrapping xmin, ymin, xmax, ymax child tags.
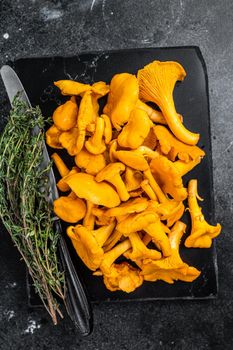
<box><xmin>0</xmin><ymin>65</ymin><xmax>93</xmax><ymax>336</ymax></box>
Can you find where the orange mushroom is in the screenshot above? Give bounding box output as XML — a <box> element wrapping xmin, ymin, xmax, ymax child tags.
<box><xmin>154</xmin><ymin>125</ymin><xmax>205</xmax><ymax>162</ymax></box>
<box><xmin>185</xmin><ymin>180</ymin><xmax>221</xmax><ymax>248</ymax></box>
<box><xmin>52</xmin><ymin>97</ymin><xmax>78</xmax><ymax>131</ymax></box>
<box><xmin>138</xmin><ymin>60</ymin><xmax>199</xmax><ymax>145</ymax></box>
<box><xmin>141</xmin><ymin>221</ymin><xmax>201</xmax><ymax>283</ymax></box>
<box><xmin>103</xmin><ymin>73</ymin><xmax>139</xmax><ymax>130</ymax></box>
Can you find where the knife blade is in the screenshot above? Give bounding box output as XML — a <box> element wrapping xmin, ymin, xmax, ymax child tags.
<box><xmin>0</xmin><ymin>65</ymin><xmax>92</xmax><ymax>336</ymax></box>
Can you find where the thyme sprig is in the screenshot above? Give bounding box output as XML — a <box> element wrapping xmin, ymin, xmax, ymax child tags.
<box><xmin>0</xmin><ymin>97</ymin><xmax>65</xmax><ymax>324</ymax></box>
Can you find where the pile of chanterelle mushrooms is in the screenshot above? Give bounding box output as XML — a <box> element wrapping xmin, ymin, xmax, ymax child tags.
<box><xmin>46</xmin><ymin>60</ymin><xmax>221</xmax><ymax>293</ymax></box>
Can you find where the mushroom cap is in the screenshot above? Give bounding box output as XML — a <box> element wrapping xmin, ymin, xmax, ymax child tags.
<box><xmin>46</xmin><ymin>125</ymin><xmax>63</xmax><ymax>149</ymax></box>
<box><xmin>54</xmin><ymin>80</ymin><xmax>91</xmax><ymax>96</ymax></box>
<box><xmin>150</xmin><ymin>155</ymin><xmax>187</xmax><ymax>201</ymax></box>
<box><xmin>105</xmin><ymin>197</ymin><xmax>148</xmax><ymax>217</ymax></box>
<box><xmin>103</xmin><ymin>73</ymin><xmax>139</xmax><ymax>130</ymax></box>
<box><xmin>54</xmin><ymin>196</ymin><xmax>86</xmax><ymax>223</ymax></box>
<box><xmin>124</xmin><ymin>167</ymin><xmax>143</xmax><ymax>192</ymax></box>
<box><xmin>64</xmin><ymin>173</ymin><xmax>120</xmax><ymax>208</ymax></box>
<box><xmin>154</xmin><ymin>125</ymin><xmax>205</xmax><ymax>162</ymax></box>
<box><xmin>116</xmin><ymin>210</ymin><xmax>158</xmax><ymax>235</ymax></box>
<box><xmin>95</xmin><ymin>162</ymin><xmax>125</xmax><ymax>182</ymax></box>
<box><xmin>141</xmin><ymin>220</ymin><xmax>200</xmax><ymax>283</ymax></box>
<box><xmin>75</xmin><ymin>148</ymin><xmax>106</xmax><ymax>175</ymax></box>
<box><xmin>102</xmin><ymin>262</ymin><xmax>143</xmax><ymax>293</ymax></box>
<box><xmin>67</xmin><ymin>225</ymin><xmax>103</xmax><ymax>271</ymax></box>
<box><xmin>92</xmin><ymin>81</ymin><xmax>110</xmax><ymax>97</ymax></box>
<box><xmin>59</xmin><ymin>127</ymin><xmax>80</xmax><ymax>156</ymax></box>
<box><xmin>138</xmin><ymin>60</ymin><xmax>186</xmax><ymax>105</ymax></box>
<box><xmin>137</xmin><ymin>61</ymin><xmax>199</xmax><ymax>146</ymax></box>
<box><xmin>115</xmin><ymin>150</ymin><xmax>149</xmax><ymax>171</ymax></box>
<box><xmin>52</xmin><ymin>98</ymin><xmax>78</xmax><ymax>131</ymax></box>
<box><xmin>117</xmin><ymin>108</ymin><xmax>151</xmax><ymax>149</ymax></box>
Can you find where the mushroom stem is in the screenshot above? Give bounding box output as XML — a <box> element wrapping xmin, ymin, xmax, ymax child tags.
<box><xmin>136</xmin><ymin>100</ymin><xmax>167</xmax><ymax>125</ymax></box>
<box><xmin>85</xmin><ymin>116</ymin><xmax>106</xmax><ymax>155</ymax></box>
<box><xmin>162</xmin><ymin>102</ymin><xmax>199</xmax><ymax>146</ymax></box>
<box><xmin>184</xmin><ymin>180</ymin><xmax>221</xmax><ymax>248</ymax></box>
<box><xmin>143</xmin><ymin>169</ymin><xmax>167</xmax><ymax>203</ymax></box>
<box><xmin>51</xmin><ymin>153</ymin><xmax>69</xmax><ymax>177</ymax></box>
<box><xmin>101</xmin><ymin>239</ymin><xmax>131</xmax><ymax>274</ymax></box>
<box><xmin>103</xmin><ymin>229</ymin><xmax>123</xmax><ymax>252</ymax></box>
<box><xmin>109</xmin><ymin>139</ymin><xmax>118</xmax><ymax>162</ymax></box>
<box><xmin>92</xmin><ymin>222</ymin><xmax>116</xmax><ymax>247</ymax></box>
<box><xmin>142</xmin><ymin>233</ymin><xmax>152</xmax><ymax>246</ymax></box>
<box><xmin>57</xmin><ymin>166</ymin><xmax>79</xmax><ymax>192</ymax></box>
<box><xmin>140</xmin><ymin>179</ymin><xmax>157</xmax><ymax>200</ymax></box>
<box><xmin>126</xmin><ymin>232</ymin><xmax>161</xmax><ymax>261</ymax></box>
<box><xmin>169</xmin><ymin>221</ymin><xmax>186</xmax><ymax>249</ymax></box>
<box><xmin>187</xmin><ymin>179</ymin><xmax>201</xmax><ymax>215</ymax></box>
<box><xmin>103</xmin><ymin>114</ymin><xmax>112</xmax><ymax>144</ymax></box>
<box><xmin>144</xmin><ymin>221</ymin><xmax>171</xmax><ymax>257</ymax></box>
<box><xmin>110</xmin><ymin>175</ymin><xmax>130</xmax><ymax>202</ymax></box>
<box><xmin>83</xmin><ymin>200</ymin><xmax>96</xmax><ymax>230</ymax></box>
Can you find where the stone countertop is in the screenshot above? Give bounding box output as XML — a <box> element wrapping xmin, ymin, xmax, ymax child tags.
<box><xmin>0</xmin><ymin>1</ymin><xmax>232</xmax><ymax>349</ymax></box>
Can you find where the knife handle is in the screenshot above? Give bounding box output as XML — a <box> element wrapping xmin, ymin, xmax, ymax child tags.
<box><xmin>58</xmin><ymin>235</ymin><xmax>93</xmax><ymax>336</ymax></box>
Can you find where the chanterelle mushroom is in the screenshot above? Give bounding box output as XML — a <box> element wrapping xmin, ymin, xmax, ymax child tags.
<box><xmin>75</xmin><ymin>147</ymin><xmax>106</xmax><ymax>175</ymax></box>
<box><xmin>67</xmin><ymin>222</ymin><xmax>115</xmax><ymax>271</ymax></box>
<box><xmin>116</xmin><ymin>211</ymin><xmax>171</xmax><ymax>257</ymax></box>
<box><xmin>59</xmin><ymin>127</ymin><xmax>79</xmax><ymax>156</ymax></box>
<box><xmin>103</xmin><ymin>73</ymin><xmax>139</xmax><ymax>130</ymax></box>
<box><xmin>46</xmin><ymin>125</ymin><xmax>63</xmax><ymax>149</ymax></box>
<box><xmin>95</xmin><ymin>162</ymin><xmax>130</xmax><ymax>202</ymax></box>
<box><xmin>141</xmin><ymin>221</ymin><xmax>201</xmax><ymax>283</ymax></box>
<box><xmin>114</xmin><ymin>150</ymin><xmax>149</xmax><ymax>171</ymax></box>
<box><xmin>136</xmin><ymin>100</ymin><xmax>167</xmax><ymax>125</ymax></box>
<box><xmin>138</xmin><ymin>60</ymin><xmax>199</xmax><ymax>145</ymax></box>
<box><xmin>64</xmin><ymin>173</ymin><xmax>120</xmax><ymax>208</ymax></box>
<box><xmin>102</xmin><ymin>262</ymin><xmax>143</xmax><ymax>293</ymax></box>
<box><xmin>51</xmin><ymin>152</ymin><xmax>69</xmax><ymax>178</ymax></box>
<box><xmin>124</xmin><ymin>232</ymin><xmax>161</xmax><ymax>261</ymax></box>
<box><xmin>51</xmin><ymin>153</ymin><xmax>79</xmax><ymax>192</ymax></box>
<box><xmin>105</xmin><ymin>197</ymin><xmax>148</xmax><ymax>217</ymax></box>
<box><xmin>83</xmin><ymin>200</ymin><xmax>97</xmax><ymax>230</ymax></box>
<box><xmin>154</xmin><ymin>125</ymin><xmax>205</xmax><ymax>162</ymax></box>
<box><xmin>57</xmin><ymin>167</ymin><xmax>79</xmax><ymax>192</ymax></box>
<box><xmin>54</xmin><ymin>80</ymin><xmax>91</xmax><ymax>95</ymax></box>
<box><xmin>185</xmin><ymin>180</ymin><xmax>221</xmax><ymax>248</ymax></box>
<box><xmin>75</xmin><ymin>90</ymin><xmax>98</xmax><ymax>154</ymax></box>
<box><xmin>102</xmin><ymin>114</ymin><xmax>112</xmax><ymax>145</ymax></box>
<box><xmin>52</xmin><ymin>97</ymin><xmax>78</xmax><ymax>131</ymax></box>
<box><xmin>85</xmin><ymin>115</ymin><xmax>106</xmax><ymax>155</ymax></box>
<box><xmin>150</xmin><ymin>155</ymin><xmax>202</xmax><ymax>201</ymax></box>
<box><xmin>95</xmin><ymin>239</ymin><xmax>143</xmax><ymax>293</ymax></box>
<box><xmin>54</xmin><ymin>196</ymin><xmax>86</xmax><ymax>223</ymax></box>
<box><xmin>124</xmin><ymin>167</ymin><xmax>143</xmax><ymax>192</ymax></box>
<box><xmin>117</xmin><ymin>108</ymin><xmax>152</xmax><ymax>149</ymax></box>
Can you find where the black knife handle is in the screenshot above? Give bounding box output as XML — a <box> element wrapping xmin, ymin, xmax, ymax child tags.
<box><xmin>58</xmin><ymin>234</ymin><xmax>93</xmax><ymax>336</ymax></box>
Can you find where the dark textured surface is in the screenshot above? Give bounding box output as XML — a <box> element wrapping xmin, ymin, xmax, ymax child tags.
<box><xmin>0</xmin><ymin>0</ymin><xmax>231</xmax><ymax>349</ymax></box>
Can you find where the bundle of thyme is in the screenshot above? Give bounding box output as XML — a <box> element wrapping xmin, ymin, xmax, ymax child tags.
<box><xmin>0</xmin><ymin>97</ymin><xmax>65</xmax><ymax>324</ymax></box>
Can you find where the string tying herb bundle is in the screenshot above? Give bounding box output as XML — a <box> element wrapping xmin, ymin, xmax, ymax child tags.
<box><xmin>0</xmin><ymin>97</ymin><xmax>65</xmax><ymax>324</ymax></box>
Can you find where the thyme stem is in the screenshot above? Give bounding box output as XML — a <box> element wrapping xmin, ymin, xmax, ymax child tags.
<box><xmin>0</xmin><ymin>97</ymin><xmax>65</xmax><ymax>324</ymax></box>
